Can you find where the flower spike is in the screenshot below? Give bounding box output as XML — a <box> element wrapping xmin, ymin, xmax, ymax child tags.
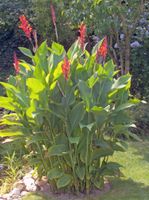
<box><xmin>78</xmin><ymin>23</ymin><xmax>86</xmax><ymax>50</ymax></box>
<box><xmin>19</xmin><ymin>15</ymin><xmax>32</xmax><ymax>40</ymax></box>
<box><xmin>96</xmin><ymin>36</ymin><xmax>108</xmax><ymax>62</ymax></box>
<box><xmin>62</xmin><ymin>57</ymin><xmax>70</xmax><ymax>80</ymax></box>
<box><xmin>13</xmin><ymin>52</ymin><xmax>20</xmax><ymax>74</ymax></box>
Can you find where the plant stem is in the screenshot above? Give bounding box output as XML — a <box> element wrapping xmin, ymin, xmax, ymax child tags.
<box><xmin>65</xmin><ymin>121</ymin><xmax>79</xmax><ymax>193</ymax></box>
<box><xmin>85</xmin><ymin>131</ymin><xmax>90</xmax><ymax>195</ymax></box>
<box><xmin>36</xmin><ymin>142</ymin><xmax>47</xmax><ymax>172</ymax></box>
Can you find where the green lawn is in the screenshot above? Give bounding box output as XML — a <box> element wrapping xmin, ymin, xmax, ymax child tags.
<box><xmin>23</xmin><ymin>140</ymin><xmax>149</xmax><ymax>200</ymax></box>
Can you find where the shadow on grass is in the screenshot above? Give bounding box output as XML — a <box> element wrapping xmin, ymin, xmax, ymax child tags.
<box><xmin>97</xmin><ymin>178</ymin><xmax>149</xmax><ymax>200</ymax></box>
<box><xmin>130</xmin><ymin>141</ymin><xmax>149</xmax><ymax>163</ymax></box>
<box><xmin>21</xmin><ymin>178</ymin><xmax>149</xmax><ymax>200</ymax></box>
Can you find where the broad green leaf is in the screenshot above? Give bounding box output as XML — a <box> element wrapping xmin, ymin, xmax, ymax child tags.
<box><xmin>115</xmin><ymin>102</ymin><xmax>135</xmax><ymax>112</ymax></box>
<box><xmin>68</xmin><ymin>136</ymin><xmax>80</xmax><ymax>145</ymax></box>
<box><xmin>87</xmin><ymin>73</ymin><xmax>99</xmax><ymax>88</ymax></box>
<box><xmin>99</xmin><ymin>162</ymin><xmax>122</xmax><ymax>176</ymax></box>
<box><xmin>91</xmin><ymin>106</ymin><xmax>108</xmax><ymax>128</ymax></box>
<box><xmin>103</xmin><ymin>162</ymin><xmax>122</xmax><ymax>170</ymax></box>
<box><xmin>76</xmin><ymin>166</ymin><xmax>85</xmax><ymax>181</ymax></box>
<box><xmin>56</xmin><ymin>174</ymin><xmax>72</xmax><ymax>188</ymax></box>
<box><xmin>53</xmin><ymin>62</ymin><xmax>63</xmax><ymax>81</ymax></box>
<box><xmin>48</xmin><ymin>144</ymin><xmax>69</xmax><ymax>156</ymax></box>
<box><xmin>0</xmin><ymin>82</ymin><xmax>18</xmax><ymax>92</ymax></box>
<box><xmin>92</xmin><ymin>148</ymin><xmax>114</xmax><ymax>160</ymax></box>
<box><xmin>112</xmin><ymin>74</ymin><xmax>131</xmax><ymax>90</ymax></box>
<box><xmin>67</xmin><ymin>40</ymin><xmax>80</xmax><ymax>60</ymax></box>
<box><xmin>69</xmin><ymin>102</ymin><xmax>85</xmax><ymax>132</ymax></box>
<box><xmin>49</xmin><ymin>42</ymin><xmax>64</xmax><ymax>55</ymax></box>
<box><xmin>0</xmin><ymin>129</ymin><xmax>23</xmax><ymax>137</ymax></box>
<box><xmin>112</xmin><ymin>143</ymin><xmax>125</xmax><ymax>152</ymax></box>
<box><xmin>26</xmin><ymin>78</ymin><xmax>45</xmax><ymax>93</ymax></box>
<box><xmin>49</xmin><ymin>103</ymin><xmax>65</xmax><ymax>120</ymax></box>
<box><xmin>79</xmin><ymin>122</ymin><xmax>95</xmax><ymax>131</ymax></box>
<box><xmin>78</xmin><ymin>80</ymin><xmax>92</xmax><ymax>111</ymax></box>
<box><xmin>0</xmin><ymin>118</ymin><xmax>21</xmax><ymax>126</ymax></box>
<box><xmin>0</xmin><ymin>96</ymin><xmax>15</xmax><ymax>111</ymax></box>
<box><xmin>62</xmin><ymin>86</ymin><xmax>76</xmax><ymax>106</ymax></box>
<box><xmin>19</xmin><ymin>47</ymin><xmax>33</xmax><ymax>58</ymax></box>
<box><xmin>19</xmin><ymin>61</ymin><xmax>33</xmax><ymax>71</ymax></box>
<box><xmin>47</xmin><ymin>168</ymin><xmax>63</xmax><ymax>180</ymax></box>
<box><xmin>33</xmin><ymin>41</ymin><xmax>48</xmax><ymax>73</ymax></box>
<box><xmin>104</xmin><ymin>60</ymin><xmax>115</xmax><ymax>77</ymax></box>
<box><xmin>94</xmin><ymin>178</ymin><xmax>104</xmax><ymax>189</ymax></box>
<box><xmin>92</xmin><ymin>39</ymin><xmax>102</xmax><ymax>55</ymax></box>
<box><xmin>129</xmin><ymin>132</ymin><xmax>141</xmax><ymax>141</ymax></box>
<box><xmin>95</xmin><ymin>139</ymin><xmax>111</xmax><ymax>149</ymax></box>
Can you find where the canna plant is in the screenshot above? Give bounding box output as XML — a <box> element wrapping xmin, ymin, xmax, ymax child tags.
<box><xmin>0</xmin><ymin>24</ymin><xmax>140</xmax><ymax>194</ymax></box>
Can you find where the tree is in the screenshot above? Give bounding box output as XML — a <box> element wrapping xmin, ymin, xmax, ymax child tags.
<box><xmin>64</xmin><ymin>0</ymin><xmax>147</xmax><ymax>74</ymax></box>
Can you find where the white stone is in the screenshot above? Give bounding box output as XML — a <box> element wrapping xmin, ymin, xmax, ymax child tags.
<box><xmin>23</xmin><ymin>177</ymin><xmax>35</xmax><ymax>186</ymax></box>
<box><xmin>26</xmin><ymin>184</ymin><xmax>37</xmax><ymax>192</ymax></box>
<box><xmin>13</xmin><ymin>182</ymin><xmax>25</xmax><ymax>191</ymax></box>
<box><xmin>20</xmin><ymin>191</ymin><xmax>29</xmax><ymax>196</ymax></box>
<box><xmin>23</xmin><ymin>177</ymin><xmax>37</xmax><ymax>192</ymax></box>
<box><xmin>9</xmin><ymin>188</ymin><xmax>21</xmax><ymax>196</ymax></box>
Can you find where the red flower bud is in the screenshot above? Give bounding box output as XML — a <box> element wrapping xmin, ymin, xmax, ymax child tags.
<box><xmin>62</xmin><ymin>57</ymin><xmax>70</xmax><ymax>80</ymax></box>
<box><xmin>13</xmin><ymin>52</ymin><xmax>20</xmax><ymax>74</ymax></box>
<box><xmin>19</xmin><ymin>15</ymin><xmax>32</xmax><ymax>40</ymax></box>
<box><xmin>96</xmin><ymin>36</ymin><xmax>108</xmax><ymax>62</ymax></box>
<box><xmin>78</xmin><ymin>23</ymin><xmax>86</xmax><ymax>50</ymax></box>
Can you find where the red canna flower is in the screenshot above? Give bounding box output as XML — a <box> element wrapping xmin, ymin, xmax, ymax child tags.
<box><xmin>62</xmin><ymin>57</ymin><xmax>70</xmax><ymax>80</ymax></box>
<box><xmin>19</xmin><ymin>15</ymin><xmax>32</xmax><ymax>40</ymax></box>
<box><xmin>13</xmin><ymin>52</ymin><xmax>20</xmax><ymax>74</ymax></box>
<box><xmin>78</xmin><ymin>23</ymin><xmax>86</xmax><ymax>50</ymax></box>
<box><xmin>96</xmin><ymin>36</ymin><xmax>108</xmax><ymax>62</ymax></box>
<box><xmin>50</xmin><ymin>3</ymin><xmax>56</xmax><ymax>26</ymax></box>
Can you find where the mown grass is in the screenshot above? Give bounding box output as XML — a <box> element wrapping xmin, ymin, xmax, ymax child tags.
<box><xmin>22</xmin><ymin>139</ymin><xmax>149</xmax><ymax>200</ymax></box>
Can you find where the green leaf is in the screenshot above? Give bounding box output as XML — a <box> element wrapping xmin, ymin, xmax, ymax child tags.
<box><xmin>99</xmin><ymin>162</ymin><xmax>122</xmax><ymax>176</ymax></box>
<box><xmin>94</xmin><ymin>178</ymin><xmax>104</xmax><ymax>189</ymax></box>
<box><xmin>115</xmin><ymin>102</ymin><xmax>135</xmax><ymax>112</ymax></box>
<box><xmin>56</xmin><ymin>174</ymin><xmax>72</xmax><ymax>189</ymax></box>
<box><xmin>53</xmin><ymin>61</ymin><xmax>63</xmax><ymax>81</ymax></box>
<box><xmin>0</xmin><ymin>82</ymin><xmax>18</xmax><ymax>92</ymax></box>
<box><xmin>92</xmin><ymin>39</ymin><xmax>102</xmax><ymax>55</ymax></box>
<box><xmin>78</xmin><ymin>80</ymin><xmax>92</xmax><ymax>111</ymax></box>
<box><xmin>47</xmin><ymin>168</ymin><xmax>64</xmax><ymax>180</ymax></box>
<box><xmin>26</xmin><ymin>78</ymin><xmax>45</xmax><ymax>93</ymax></box>
<box><xmin>49</xmin><ymin>103</ymin><xmax>65</xmax><ymax>120</ymax></box>
<box><xmin>67</xmin><ymin>40</ymin><xmax>80</xmax><ymax>60</ymax></box>
<box><xmin>19</xmin><ymin>47</ymin><xmax>33</xmax><ymax>58</ymax></box>
<box><xmin>33</xmin><ymin>41</ymin><xmax>48</xmax><ymax>73</ymax></box>
<box><xmin>68</xmin><ymin>137</ymin><xmax>80</xmax><ymax>145</ymax></box>
<box><xmin>129</xmin><ymin>132</ymin><xmax>141</xmax><ymax>141</ymax></box>
<box><xmin>0</xmin><ymin>96</ymin><xmax>15</xmax><ymax>111</ymax></box>
<box><xmin>104</xmin><ymin>60</ymin><xmax>115</xmax><ymax>77</ymax></box>
<box><xmin>69</xmin><ymin>102</ymin><xmax>85</xmax><ymax>132</ymax></box>
<box><xmin>112</xmin><ymin>74</ymin><xmax>131</xmax><ymax>90</ymax></box>
<box><xmin>91</xmin><ymin>106</ymin><xmax>108</xmax><ymax>128</ymax></box>
<box><xmin>92</xmin><ymin>148</ymin><xmax>114</xmax><ymax>160</ymax></box>
<box><xmin>19</xmin><ymin>61</ymin><xmax>33</xmax><ymax>71</ymax></box>
<box><xmin>76</xmin><ymin>166</ymin><xmax>85</xmax><ymax>180</ymax></box>
<box><xmin>87</xmin><ymin>73</ymin><xmax>99</xmax><ymax>88</ymax></box>
<box><xmin>0</xmin><ymin>129</ymin><xmax>23</xmax><ymax>137</ymax></box>
<box><xmin>50</xmin><ymin>42</ymin><xmax>64</xmax><ymax>55</ymax></box>
<box><xmin>104</xmin><ymin>162</ymin><xmax>122</xmax><ymax>170</ymax></box>
<box><xmin>79</xmin><ymin>122</ymin><xmax>95</xmax><ymax>131</ymax></box>
<box><xmin>62</xmin><ymin>86</ymin><xmax>76</xmax><ymax>106</ymax></box>
<box><xmin>48</xmin><ymin>144</ymin><xmax>69</xmax><ymax>156</ymax></box>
